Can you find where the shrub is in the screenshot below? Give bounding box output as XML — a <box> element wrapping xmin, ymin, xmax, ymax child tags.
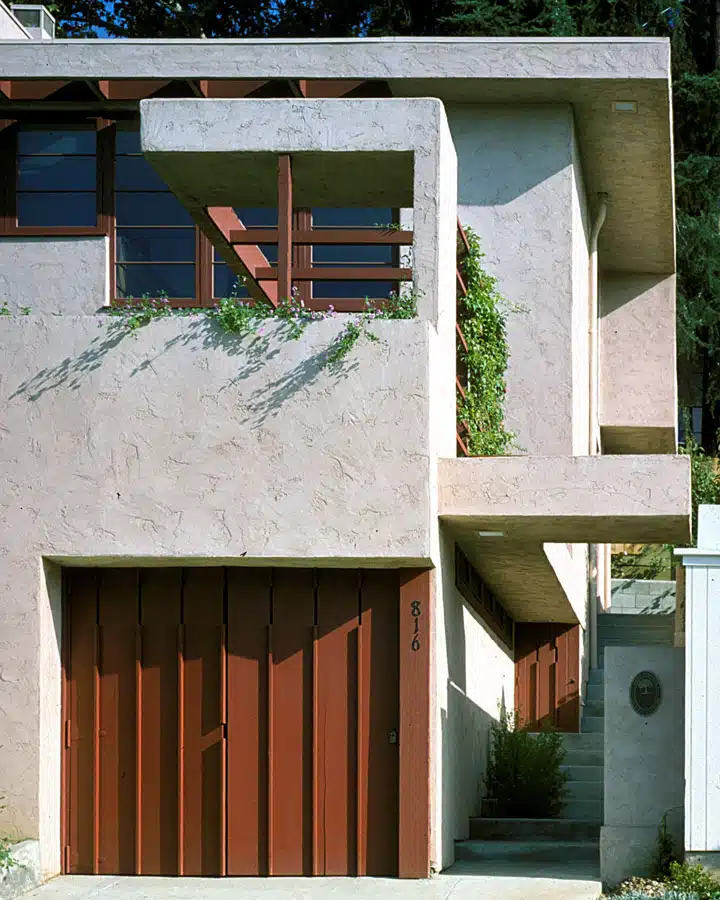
<box><xmin>483</xmin><ymin>708</ymin><xmax>567</xmax><ymax>818</ymax></box>
<box><xmin>666</xmin><ymin>862</ymin><xmax>720</xmax><ymax>900</ymax></box>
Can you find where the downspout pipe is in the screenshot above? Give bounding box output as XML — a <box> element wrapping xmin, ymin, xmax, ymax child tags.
<box><xmin>588</xmin><ymin>192</ymin><xmax>608</xmax><ymax>672</ymax></box>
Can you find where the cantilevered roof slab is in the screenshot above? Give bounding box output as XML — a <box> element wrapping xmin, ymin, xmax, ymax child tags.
<box><xmin>439</xmin><ymin>455</ymin><xmax>691</xmax><ymax>544</ymax></box>
<box><xmin>0</xmin><ymin>37</ymin><xmax>674</xmax><ymax>273</ymax></box>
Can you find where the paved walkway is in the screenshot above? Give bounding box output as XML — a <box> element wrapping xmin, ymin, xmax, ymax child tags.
<box><xmin>22</xmin><ymin>842</ymin><xmax>602</xmax><ymax>900</ymax></box>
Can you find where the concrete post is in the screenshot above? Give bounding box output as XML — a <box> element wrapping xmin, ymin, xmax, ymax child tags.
<box><xmin>676</xmin><ymin>505</ymin><xmax>720</xmax><ymax>870</ymax></box>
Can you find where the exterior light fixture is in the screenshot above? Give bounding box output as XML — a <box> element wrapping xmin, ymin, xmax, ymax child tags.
<box><xmin>476</xmin><ymin>531</ymin><xmax>505</xmax><ymax>537</ymax></box>
<box><xmin>613</xmin><ymin>101</ymin><xmax>638</xmax><ymax>113</ymax></box>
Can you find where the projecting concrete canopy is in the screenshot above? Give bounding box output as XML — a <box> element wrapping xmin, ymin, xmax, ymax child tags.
<box><xmin>439</xmin><ymin>454</ymin><xmax>691</xmax><ymax>544</ymax></box>
<box><xmin>139</xmin><ymin>97</ymin><xmax>458</xmax><ymax>323</ymax></box>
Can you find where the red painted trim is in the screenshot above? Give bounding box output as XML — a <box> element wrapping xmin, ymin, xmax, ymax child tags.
<box><xmin>277</xmin><ymin>155</ymin><xmax>293</xmax><ymax>304</ymax></box>
<box><xmin>397</xmin><ymin>569</ymin><xmax>432</xmax><ymax>879</ymax></box>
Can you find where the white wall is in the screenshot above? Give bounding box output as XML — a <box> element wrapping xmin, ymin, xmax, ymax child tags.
<box><xmin>432</xmin><ymin>529</ymin><xmax>514</xmax><ymax>871</ymax></box>
<box><xmin>449</xmin><ymin>103</ymin><xmax>579</xmax><ymax>456</ymax></box>
<box><xmin>0</xmin><ymin>237</ymin><xmax>109</xmax><ymax>315</ymax></box>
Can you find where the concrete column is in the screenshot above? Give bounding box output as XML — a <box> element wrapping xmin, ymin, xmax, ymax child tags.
<box><xmin>677</xmin><ymin>505</ymin><xmax>720</xmax><ymax>870</ymax></box>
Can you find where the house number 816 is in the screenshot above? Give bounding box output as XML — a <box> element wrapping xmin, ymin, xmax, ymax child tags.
<box><xmin>411</xmin><ymin>600</ymin><xmax>421</xmax><ymax>651</ymax></box>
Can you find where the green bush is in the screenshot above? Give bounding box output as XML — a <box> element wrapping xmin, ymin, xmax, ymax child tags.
<box><xmin>483</xmin><ymin>709</ymin><xmax>567</xmax><ymax>818</ymax></box>
<box><xmin>0</xmin><ymin>837</ymin><xmax>13</xmax><ymax>873</ymax></box>
<box><xmin>665</xmin><ymin>862</ymin><xmax>720</xmax><ymax>900</ymax></box>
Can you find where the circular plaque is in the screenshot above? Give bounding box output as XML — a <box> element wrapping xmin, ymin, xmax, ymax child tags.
<box><xmin>630</xmin><ymin>670</ymin><xmax>662</xmax><ymax>716</ymax></box>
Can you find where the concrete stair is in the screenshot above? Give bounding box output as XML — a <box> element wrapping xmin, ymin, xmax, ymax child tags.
<box><xmin>597</xmin><ymin>612</ymin><xmax>674</xmax><ymax>667</ymax></box>
<box><xmin>557</xmin><ymin>731</ymin><xmax>603</xmax><ymax>823</ymax></box>
<box><xmin>469</xmin><ymin>610</ymin><xmax>675</xmax><ymax>845</ymax></box>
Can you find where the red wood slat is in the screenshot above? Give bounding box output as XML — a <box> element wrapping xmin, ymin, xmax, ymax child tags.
<box><xmin>456</xmin><ymin>432</ymin><xmax>469</xmax><ymax>457</ymax></box>
<box><xmin>255</xmin><ymin>266</ymin><xmax>412</xmax><ymax>281</ymax></box>
<box><xmin>65</xmin><ymin>569</ymin><xmax>98</xmax><ymax>874</ymax></box>
<box><xmin>271</xmin><ymin>569</ymin><xmax>314</xmax><ymax>876</ymax></box>
<box><xmin>398</xmin><ymin>569</ymin><xmax>431</xmax><ymax>879</ymax></box>
<box><xmin>198</xmin><ymin>207</ymin><xmax>278</xmax><ymax>307</ymax></box>
<box><xmin>97</xmin><ymin>569</ymin><xmax>138</xmax><ymax>875</ymax></box>
<box><xmin>135</xmin><ymin>626</ymin><xmax>142</xmax><ymax>875</ymax></box>
<box><xmin>361</xmin><ymin>570</ymin><xmax>400</xmax><ymax>877</ymax></box>
<box><xmin>277</xmin><ymin>155</ymin><xmax>293</xmax><ymax>303</ymax></box>
<box><xmin>0</xmin><ymin>80</ymin><xmax>69</xmax><ymax>100</ymax></box>
<box><xmin>555</xmin><ymin>625</ymin><xmax>580</xmax><ymax>732</ymax></box>
<box><xmin>456</xmin><ymin>323</ymin><xmax>469</xmax><ymax>354</ymax></box>
<box><xmin>456</xmin><ymin>269</ymin><xmax>468</xmax><ymax>296</ymax></box>
<box><xmin>267</xmin><ymin>621</ymin><xmax>274</xmax><ymax>876</ymax></box>
<box><xmin>230</xmin><ymin>229</ymin><xmax>414</xmax><ymax>245</ymax></box>
<box><xmin>139</xmin><ymin>569</ymin><xmax>181</xmax><ymax>875</ymax></box>
<box><xmin>182</xmin><ymin>568</ymin><xmax>225</xmax><ymax>876</ymax></box>
<box><xmin>315</xmin><ymin>571</ymin><xmax>360</xmax><ymax>876</ymax></box>
<box><xmin>177</xmin><ymin>623</ymin><xmax>185</xmax><ymax>876</ymax></box>
<box><xmin>226</xmin><ymin>568</ymin><xmax>271</xmax><ymax>876</ymax></box>
<box><xmin>96</xmin><ymin>80</ymin><xmax>170</xmax><ymax>100</ymax></box>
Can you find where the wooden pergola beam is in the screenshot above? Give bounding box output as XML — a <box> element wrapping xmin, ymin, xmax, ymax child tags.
<box><xmin>229</xmin><ymin>228</ymin><xmax>414</xmax><ymax>246</ymax></box>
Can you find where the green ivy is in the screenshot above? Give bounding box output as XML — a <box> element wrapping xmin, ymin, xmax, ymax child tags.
<box><xmin>679</xmin><ymin>425</ymin><xmax>720</xmax><ymax>544</ymax></box>
<box><xmin>456</xmin><ymin>226</ymin><xmax>514</xmax><ymax>456</ymax></box>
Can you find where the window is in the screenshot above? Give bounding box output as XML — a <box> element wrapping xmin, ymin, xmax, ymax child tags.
<box><xmin>0</xmin><ymin>124</ymin><xmax>102</xmax><ymax>231</ymax></box>
<box><xmin>1</xmin><ymin>120</ymin><xmax>402</xmax><ymax>306</ymax></box>
<box><xmin>115</xmin><ymin>127</ymin><xmax>197</xmax><ymax>300</ymax></box>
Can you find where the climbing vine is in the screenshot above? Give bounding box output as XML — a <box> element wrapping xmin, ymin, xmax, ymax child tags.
<box><xmin>457</xmin><ymin>226</ymin><xmax>514</xmax><ymax>456</ymax></box>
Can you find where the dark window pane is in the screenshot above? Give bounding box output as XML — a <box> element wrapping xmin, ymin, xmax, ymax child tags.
<box><xmin>116</xmin><ymin>263</ymin><xmax>195</xmax><ymax>299</ymax></box>
<box><xmin>312</xmin><ymin>208</ymin><xmax>393</xmax><ymax>228</ymax></box>
<box><xmin>115</xmin><ymin>156</ymin><xmax>168</xmax><ymax>191</ymax></box>
<box><xmin>116</xmin><ymin>192</ymin><xmax>194</xmax><ymax>226</ymax></box>
<box><xmin>213</xmin><ymin>264</ymin><xmax>249</xmax><ymax>299</ymax></box>
<box><xmin>313</xmin><ymin>244</ymin><xmax>394</xmax><ymax>265</ymax></box>
<box><xmin>117</xmin><ymin>228</ymin><xmax>195</xmax><ymax>263</ymax></box>
<box><xmin>18</xmin><ymin>128</ymin><xmax>96</xmax><ymax>156</ymax></box>
<box><xmin>17</xmin><ymin>192</ymin><xmax>96</xmax><ymax>227</ymax></box>
<box><xmin>18</xmin><ymin>155</ymin><xmax>96</xmax><ymax>191</ymax></box>
<box><xmin>313</xmin><ymin>280</ymin><xmax>394</xmax><ymax>300</ymax></box>
<box><xmin>234</xmin><ymin>208</ymin><xmax>277</xmax><ymax>227</ymax></box>
<box><xmin>116</xmin><ymin>130</ymin><xmax>142</xmax><ymax>155</ymax></box>
<box><xmin>214</xmin><ymin>244</ymin><xmax>277</xmax><ymax>265</ymax></box>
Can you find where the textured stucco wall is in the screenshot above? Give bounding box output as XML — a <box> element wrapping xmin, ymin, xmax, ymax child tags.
<box><xmin>0</xmin><ymin>315</ymin><xmax>439</xmax><ymax>862</ymax></box>
<box><xmin>571</xmin><ymin>126</ymin><xmax>591</xmax><ymax>456</ymax></box>
<box><xmin>449</xmin><ymin>104</ymin><xmax>581</xmax><ymax>455</ymax></box>
<box><xmin>432</xmin><ymin>530</ymin><xmax>514</xmax><ymax>871</ymax></box>
<box><xmin>439</xmin><ymin>455</ymin><xmax>691</xmax><ymax>544</ymax></box>
<box><xmin>600</xmin><ymin>272</ymin><xmax>677</xmax><ymax>453</ymax></box>
<box><xmin>600</xmin><ymin>646</ymin><xmax>684</xmax><ymax>886</ymax></box>
<box><xmin>0</xmin><ymin>237</ymin><xmax>109</xmax><ymax>314</ymax></box>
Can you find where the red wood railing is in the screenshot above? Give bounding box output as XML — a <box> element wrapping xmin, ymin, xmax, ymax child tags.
<box><xmin>456</xmin><ymin>220</ymin><xmax>471</xmax><ymax>457</ymax></box>
<box><xmin>201</xmin><ymin>154</ymin><xmax>413</xmax><ymax>312</ymax></box>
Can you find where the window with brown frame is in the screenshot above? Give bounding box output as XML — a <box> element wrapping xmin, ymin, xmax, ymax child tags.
<box><xmin>1</xmin><ymin>119</ymin><xmax>401</xmax><ymax>306</ymax></box>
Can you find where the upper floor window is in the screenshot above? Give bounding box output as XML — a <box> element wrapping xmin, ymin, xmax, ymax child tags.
<box><xmin>17</xmin><ymin>126</ymin><xmax>97</xmax><ymax>227</ymax></box>
<box><xmin>0</xmin><ymin>120</ymin><xmax>400</xmax><ymax>306</ymax></box>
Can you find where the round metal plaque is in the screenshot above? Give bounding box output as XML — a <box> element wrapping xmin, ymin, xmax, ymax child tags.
<box><xmin>630</xmin><ymin>670</ymin><xmax>662</xmax><ymax>716</ymax></box>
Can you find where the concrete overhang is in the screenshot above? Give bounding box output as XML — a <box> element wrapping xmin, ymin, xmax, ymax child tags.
<box><xmin>439</xmin><ymin>454</ymin><xmax>691</xmax><ymax>544</ymax></box>
<box><xmin>0</xmin><ymin>37</ymin><xmax>674</xmax><ymax>273</ymax></box>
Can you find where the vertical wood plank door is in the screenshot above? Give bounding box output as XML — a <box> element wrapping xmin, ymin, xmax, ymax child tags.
<box><xmin>515</xmin><ymin>623</ymin><xmax>580</xmax><ymax>732</ymax></box>
<box><xmin>63</xmin><ymin>566</ymin><xmax>405</xmax><ymax>880</ymax></box>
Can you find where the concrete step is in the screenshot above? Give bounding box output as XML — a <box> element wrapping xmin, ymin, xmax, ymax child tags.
<box><xmin>469</xmin><ymin>817</ymin><xmax>601</xmax><ymax>842</ymax></box>
<box><xmin>558</xmin><ymin>732</ymin><xmax>603</xmax><ymax>750</ymax></box>
<box><xmin>580</xmin><ymin>716</ymin><xmax>604</xmax><ymax>734</ymax></box>
<box><xmin>565</xmin><ymin>779</ymin><xmax>603</xmax><ymax>804</ymax></box>
<box><xmin>584</xmin><ymin>700</ymin><xmax>604</xmax><ymax>717</ymax></box>
<box><xmin>598</xmin><ymin>612</ymin><xmax>674</xmax><ymax>626</ymax></box>
<box><xmin>556</xmin><ymin>800</ymin><xmax>603</xmax><ymax>823</ymax></box>
<box><xmin>563</xmin><ymin>748</ymin><xmax>603</xmax><ymax>767</ymax></box>
<box><xmin>586</xmin><ymin>682</ymin><xmax>604</xmax><ymax>705</ymax></box>
<box><xmin>588</xmin><ymin>668</ymin><xmax>605</xmax><ymax>686</ymax></box>
<box><xmin>561</xmin><ymin>764</ymin><xmax>603</xmax><ymax>783</ymax></box>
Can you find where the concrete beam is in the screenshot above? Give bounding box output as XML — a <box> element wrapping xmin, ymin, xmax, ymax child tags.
<box><xmin>438</xmin><ymin>454</ymin><xmax>691</xmax><ymax>543</ymax></box>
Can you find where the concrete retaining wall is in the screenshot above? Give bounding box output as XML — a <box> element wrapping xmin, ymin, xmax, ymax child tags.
<box><xmin>610</xmin><ymin>578</ymin><xmax>676</xmax><ymax>614</ymax></box>
<box><xmin>0</xmin><ymin>841</ymin><xmax>43</xmax><ymax>900</ymax></box>
<box><xmin>600</xmin><ymin>646</ymin><xmax>684</xmax><ymax>886</ymax></box>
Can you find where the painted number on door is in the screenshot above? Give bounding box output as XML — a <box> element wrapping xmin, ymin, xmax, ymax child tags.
<box><xmin>411</xmin><ymin>599</ymin><xmax>421</xmax><ymax>651</ymax></box>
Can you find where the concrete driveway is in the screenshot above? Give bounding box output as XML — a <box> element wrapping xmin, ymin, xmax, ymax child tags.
<box><xmin>22</xmin><ymin>842</ymin><xmax>602</xmax><ymax>900</ymax></box>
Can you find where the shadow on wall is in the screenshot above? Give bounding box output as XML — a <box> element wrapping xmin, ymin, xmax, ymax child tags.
<box><xmin>448</xmin><ymin>105</ymin><xmax>572</xmax><ymax>208</ymax></box>
<box><xmin>8</xmin><ymin>317</ymin><xmax>358</xmax><ymax>424</ymax></box>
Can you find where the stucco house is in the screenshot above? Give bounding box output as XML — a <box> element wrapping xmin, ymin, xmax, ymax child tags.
<box><xmin>0</xmin><ymin>1</ymin><xmax>690</xmax><ymax>885</ymax></box>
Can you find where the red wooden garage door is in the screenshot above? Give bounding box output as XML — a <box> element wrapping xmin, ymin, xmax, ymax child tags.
<box><xmin>63</xmin><ymin>567</ymin><xmax>400</xmax><ymax>877</ymax></box>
